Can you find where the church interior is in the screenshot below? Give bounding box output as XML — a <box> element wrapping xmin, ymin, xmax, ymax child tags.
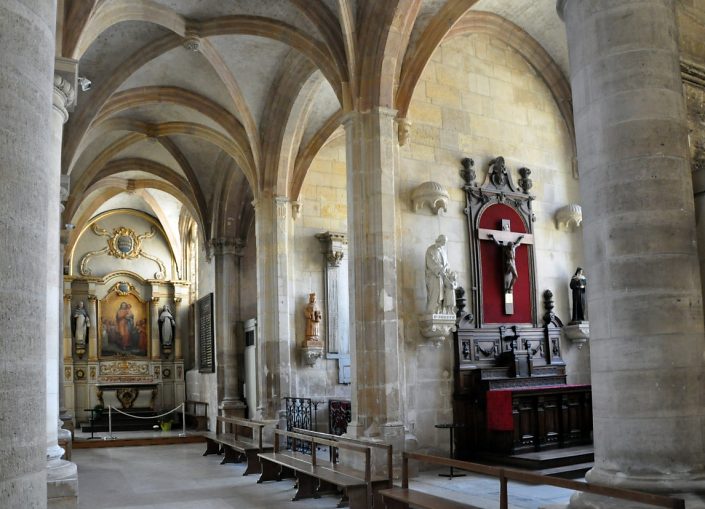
<box><xmin>3</xmin><ymin>0</ymin><xmax>705</xmax><ymax>508</ymax></box>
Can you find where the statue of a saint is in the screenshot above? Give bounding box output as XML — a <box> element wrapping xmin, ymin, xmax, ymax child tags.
<box><xmin>425</xmin><ymin>235</ymin><xmax>457</xmax><ymax>314</ymax></box>
<box><xmin>71</xmin><ymin>301</ymin><xmax>89</xmax><ymax>345</ymax></box>
<box><xmin>488</xmin><ymin>231</ymin><xmax>524</xmax><ymax>293</ymax></box>
<box><xmin>158</xmin><ymin>304</ymin><xmax>175</xmax><ymax>347</ymax></box>
<box><xmin>304</xmin><ymin>293</ymin><xmax>322</xmax><ymax>341</ymax></box>
<box><xmin>570</xmin><ymin>267</ymin><xmax>587</xmax><ymax>322</ymax></box>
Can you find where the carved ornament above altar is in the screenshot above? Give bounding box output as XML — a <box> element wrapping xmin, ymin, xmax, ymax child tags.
<box><xmin>79</xmin><ymin>223</ymin><xmax>167</xmax><ymax>279</ymax></box>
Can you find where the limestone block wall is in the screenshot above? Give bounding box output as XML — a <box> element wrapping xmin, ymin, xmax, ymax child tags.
<box><xmin>291</xmin><ymin>138</ymin><xmax>352</xmax><ymax>429</ymax></box>
<box><xmin>186</xmin><ymin>239</ymin><xmax>217</xmax><ymax>429</ymax></box>
<box><xmin>398</xmin><ymin>33</ymin><xmax>586</xmax><ymax>451</ymax></box>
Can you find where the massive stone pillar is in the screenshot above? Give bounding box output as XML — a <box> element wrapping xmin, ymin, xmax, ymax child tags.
<box><xmin>343</xmin><ymin>109</ymin><xmax>404</xmax><ymax>447</ymax></box>
<box><xmin>45</xmin><ymin>65</ymin><xmax>78</xmax><ymax>507</ymax></box>
<box><xmin>0</xmin><ymin>0</ymin><xmax>57</xmax><ymax>506</ymax></box>
<box><xmin>212</xmin><ymin>238</ymin><xmax>246</xmax><ymax>417</ymax></box>
<box><xmin>254</xmin><ymin>196</ymin><xmax>295</xmax><ymax>419</ymax></box>
<box><xmin>559</xmin><ymin>0</ymin><xmax>705</xmax><ymax>505</ymax></box>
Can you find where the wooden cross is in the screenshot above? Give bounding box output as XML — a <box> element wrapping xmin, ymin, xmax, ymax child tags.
<box><xmin>478</xmin><ymin>219</ymin><xmax>534</xmax><ymax>315</ymax></box>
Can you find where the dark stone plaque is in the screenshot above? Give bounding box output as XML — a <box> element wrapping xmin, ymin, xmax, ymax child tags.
<box><xmin>198</xmin><ymin>293</ymin><xmax>215</xmax><ymax>373</ymax></box>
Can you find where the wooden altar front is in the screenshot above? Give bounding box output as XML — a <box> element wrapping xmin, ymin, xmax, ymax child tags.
<box><xmin>452</xmin><ymin>157</ymin><xmax>592</xmax><ymax>459</ymax></box>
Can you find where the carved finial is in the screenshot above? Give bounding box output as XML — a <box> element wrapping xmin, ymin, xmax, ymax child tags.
<box><xmin>455</xmin><ymin>286</ymin><xmax>466</xmax><ymax>320</ymax></box>
<box><xmin>518</xmin><ymin>167</ymin><xmax>533</xmax><ymax>194</ymax></box>
<box><xmin>542</xmin><ymin>289</ymin><xmax>563</xmax><ymax>327</ymax></box>
<box><xmin>460</xmin><ymin>158</ymin><xmax>476</xmax><ymax>186</ymax></box>
<box><xmin>488</xmin><ymin>156</ymin><xmax>509</xmax><ymax>188</ymax></box>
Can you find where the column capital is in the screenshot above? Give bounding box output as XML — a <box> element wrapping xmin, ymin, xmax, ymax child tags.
<box><xmin>52</xmin><ymin>75</ymin><xmax>75</xmax><ymax>123</ymax></box>
<box><xmin>210</xmin><ymin>237</ymin><xmax>245</xmax><ymax>256</ymax></box>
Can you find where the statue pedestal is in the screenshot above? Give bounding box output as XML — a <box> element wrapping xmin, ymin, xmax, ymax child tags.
<box><xmin>301</xmin><ymin>339</ymin><xmax>324</xmax><ymax>367</ymax></box>
<box><xmin>419</xmin><ymin>313</ymin><xmax>457</xmax><ymax>346</ymax></box>
<box><xmin>563</xmin><ymin>321</ymin><xmax>589</xmax><ymax>349</ymax></box>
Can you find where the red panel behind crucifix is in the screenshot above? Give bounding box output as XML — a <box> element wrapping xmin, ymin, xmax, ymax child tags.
<box><xmin>479</xmin><ymin>203</ymin><xmax>532</xmax><ymax>324</ymax></box>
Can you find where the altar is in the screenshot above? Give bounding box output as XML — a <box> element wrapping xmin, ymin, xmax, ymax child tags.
<box><xmin>452</xmin><ymin>157</ymin><xmax>592</xmax><ymax>459</ymax></box>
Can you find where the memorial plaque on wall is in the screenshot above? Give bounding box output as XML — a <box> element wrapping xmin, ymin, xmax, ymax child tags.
<box><xmin>198</xmin><ymin>293</ymin><xmax>215</xmax><ymax>373</ymax></box>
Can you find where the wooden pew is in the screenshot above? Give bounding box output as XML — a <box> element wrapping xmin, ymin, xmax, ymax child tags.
<box><xmin>183</xmin><ymin>400</ymin><xmax>209</xmax><ymax>431</ymax></box>
<box><xmin>292</xmin><ymin>427</ymin><xmax>393</xmax><ymax>507</ymax></box>
<box><xmin>202</xmin><ymin>416</ymin><xmax>272</xmax><ymax>475</ymax></box>
<box><xmin>257</xmin><ymin>428</ymin><xmax>381</xmax><ymax>509</ymax></box>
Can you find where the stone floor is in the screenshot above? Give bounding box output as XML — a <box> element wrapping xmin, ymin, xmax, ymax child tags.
<box><xmin>72</xmin><ymin>442</ymin><xmax>574</xmax><ymax>509</ymax></box>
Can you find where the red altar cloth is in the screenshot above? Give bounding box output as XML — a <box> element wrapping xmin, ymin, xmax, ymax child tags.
<box><xmin>486</xmin><ymin>384</ymin><xmax>591</xmax><ymax>431</ymax></box>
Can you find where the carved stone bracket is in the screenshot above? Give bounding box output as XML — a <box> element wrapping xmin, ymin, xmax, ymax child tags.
<box><xmin>411</xmin><ymin>181</ymin><xmax>450</xmax><ymax>215</ymax></box>
<box><xmin>555</xmin><ymin>204</ymin><xmax>583</xmax><ymax>231</ymax></box>
<box><xmin>419</xmin><ymin>313</ymin><xmax>457</xmax><ymax>346</ymax></box>
<box><xmin>300</xmin><ymin>341</ymin><xmax>324</xmax><ymax>367</ymax></box>
<box><xmin>563</xmin><ymin>321</ymin><xmax>589</xmax><ymax>349</ymax></box>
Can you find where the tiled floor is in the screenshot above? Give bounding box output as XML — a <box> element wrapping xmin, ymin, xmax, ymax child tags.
<box><xmin>72</xmin><ymin>442</ymin><xmax>573</xmax><ymax>509</ymax></box>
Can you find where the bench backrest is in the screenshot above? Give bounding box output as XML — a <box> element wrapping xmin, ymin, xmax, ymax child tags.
<box><xmin>292</xmin><ymin>427</ymin><xmax>392</xmax><ymax>484</ymax></box>
<box><xmin>216</xmin><ymin>416</ymin><xmax>266</xmax><ymax>449</ymax></box>
<box><xmin>274</xmin><ymin>428</ymin><xmax>371</xmax><ymax>483</ymax></box>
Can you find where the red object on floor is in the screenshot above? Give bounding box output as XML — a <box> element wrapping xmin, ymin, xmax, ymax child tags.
<box><xmin>486</xmin><ymin>390</ymin><xmax>514</xmax><ymax>431</ymax></box>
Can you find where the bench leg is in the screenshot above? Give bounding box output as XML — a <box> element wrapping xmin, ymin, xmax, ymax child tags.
<box><xmin>257</xmin><ymin>459</ymin><xmax>280</xmax><ymax>483</ymax></box>
<box><xmin>315</xmin><ymin>479</ymin><xmax>338</xmax><ymax>499</ymax></box>
<box><xmin>336</xmin><ymin>492</ymin><xmax>349</xmax><ymax>508</ymax></box>
<box><xmin>292</xmin><ymin>472</ymin><xmax>316</xmax><ymax>501</ymax></box>
<box><xmin>242</xmin><ymin>450</ymin><xmax>262</xmax><ymax>476</ymax></box>
<box><xmin>202</xmin><ymin>439</ymin><xmax>220</xmax><ymax>456</ymax></box>
<box><xmin>220</xmin><ymin>445</ymin><xmax>243</xmax><ymax>465</ymax></box>
<box><xmin>346</xmin><ymin>486</ymin><xmax>368</xmax><ymax>509</ymax></box>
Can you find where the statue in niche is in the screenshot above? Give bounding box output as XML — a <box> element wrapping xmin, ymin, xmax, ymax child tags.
<box><xmin>158</xmin><ymin>304</ymin><xmax>175</xmax><ymax>348</ymax></box>
<box><xmin>304</xmin><ymin>293</ymin><xmax>322</xmax><ymax>341</ymax></box>
<box><xmin>72</xmin><ymin>301</ymin><xmax>90</xmax><ymax>345</ymax></box>
<box><xmin>488</xmin><ymin>226</ymin><xmax>525</xmax><ymax>293</ymax></box>
<box><xmin>425</xmin><ymin>235</ymin><xmax>458</xmax><ymax>314</ymax></box>
<box><xmin>570</xmin><ymin>267</ymin><xmax>587</xmax><ymax>322</ymax></box>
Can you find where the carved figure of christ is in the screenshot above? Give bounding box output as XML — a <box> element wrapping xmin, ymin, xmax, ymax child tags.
<box><xmin>478</xmin><ymin>219</ymin><xmax>534</xmax><ymax>314</ymax></box>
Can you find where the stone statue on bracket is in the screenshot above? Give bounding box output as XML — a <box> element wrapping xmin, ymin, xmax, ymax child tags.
<box><xmin>158</xmin><ymin>304</ymin><xmax>175</xmax><ymax>352</ymax></box>
<box><xmin>301</xmin><ymin>293</ymin><xmax>324</xmax><ymax>366</ymax></box>
<box><xmin>420</xmin><ymin>235</ymin><xmax>458</xmax><ymax>345</ymax></box>
<box><xmin>425</xmin><ymin>234</ymin><xmax>458</xmax><ymax>315</ymax></box>
<box><xmin>564</xmin><ymin>267</ymin><xmax>589</xmax><ymax>348</ymax></box>
<box><xmin>71</xmin><ymin>301</ymin><xmax>89</xmax><ymax>358</ymax></box>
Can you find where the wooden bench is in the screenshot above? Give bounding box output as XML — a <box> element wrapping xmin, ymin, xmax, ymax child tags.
<box><xmin>184</xmin><ymin>400</ymin><xmax>209</xmax><ymax>431</ymax></box>
<box><xmin>202</xmin><ymin>416</ymin><xmax>272</xmax><ymax>475</ymax></box>
<box><xmin>292</xmin><ymin>427</ymin><xmax>394</xmax><ymax>507</ymax></box>
<box><xmin>379</xmin><ymin>452</ymin><xmax>685</xmax><ymax>509</ymax></box>
<box><xmin>258</xmin><ymin>428</ymin><xmax>388</xmax><ymax>509</ymax></box>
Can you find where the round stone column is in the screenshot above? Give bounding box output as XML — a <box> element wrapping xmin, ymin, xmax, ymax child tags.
<box><xmin>0</xmin><ymin>0</ymin><xmax>57</xmax><ymax>506</ymax></box>
<box><xmin>559</xmin><ymin>0</ymin><xmax>705</xmax><ymax>504</ymax></box>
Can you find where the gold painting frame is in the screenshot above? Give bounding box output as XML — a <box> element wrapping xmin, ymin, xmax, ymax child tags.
<box><xmin>99</xmin><ymin>282</ymin><xmax>150</xmax><ymax>358</ymax></box>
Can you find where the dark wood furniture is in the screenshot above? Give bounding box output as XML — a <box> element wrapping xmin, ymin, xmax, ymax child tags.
<box><xmin>452</xmin><ymin>157</ymin><xmax>592</xmax><ymax>459</ymax></box>
<box><xmin>183</xmin><ymin>400</ymin><xmax>209</xmax><ymax>431</ymax></box>
<box><xmin>257</xmin><ymin>428</ymin><xmax>392</xmax><ymax>509</ymax></box>
<box><xmin>380</xmin><ymin>452</ymin><xmax>684</xmax><ymax>509</ymax></box>
<box><xmin>202</xmin><ymin>416</ymin><xmax>272</xmax><ymax>475</ymax></box>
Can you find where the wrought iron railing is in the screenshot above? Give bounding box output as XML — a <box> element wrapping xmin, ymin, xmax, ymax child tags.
<box><xmin>283</xmin><ymin>397</ymin><xmax>320</xmax><ymax>454</ymax></box>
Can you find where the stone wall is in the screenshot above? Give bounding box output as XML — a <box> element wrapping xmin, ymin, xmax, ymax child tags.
<box><xmin>186</xmin><ymin>238</ymin><xmax>217</xmax><ymax>429</ymax></box>
<box><xmin>398</xmin><ymin>33</ymin><xmax>586</xmax><ymax>451</ymax></box>
<box><xmin>291</xmin><ymin>137</ymin><xmax>351</xmax><ymax>430</ymax></box>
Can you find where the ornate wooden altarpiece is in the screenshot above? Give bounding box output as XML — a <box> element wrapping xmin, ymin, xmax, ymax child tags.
<box><xmin>453</xmin><ymin>157</ymin><xmax>592</xmax><ymax>458</ymax></box>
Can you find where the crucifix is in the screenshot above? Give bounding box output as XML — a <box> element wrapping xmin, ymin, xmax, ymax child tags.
<box><xmin>479</xmin><ymin>219</ymin><xmax>534</xmax><ymax>314</ymax></box>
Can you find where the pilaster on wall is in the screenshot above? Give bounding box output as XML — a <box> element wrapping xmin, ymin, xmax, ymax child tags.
<box><xmin>254</xmin><ymin>195</ymin><xmax>295</xmax><ymax>419</ymax></box>
<box><xmin>212</xmin><ymin>237</ymin><xmax>246</xmax><ymax>417</ymax></box>
<box><xmin>343</xmin><ymin>108</ymin><xmax>404</xmax><ymax>439</ymax></box>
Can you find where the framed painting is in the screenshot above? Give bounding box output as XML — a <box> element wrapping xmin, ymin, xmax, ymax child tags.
<box><xmin>99</xmin><ymin>283</ymin><xmax>150</xmax><ymax>357</ymax></box>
